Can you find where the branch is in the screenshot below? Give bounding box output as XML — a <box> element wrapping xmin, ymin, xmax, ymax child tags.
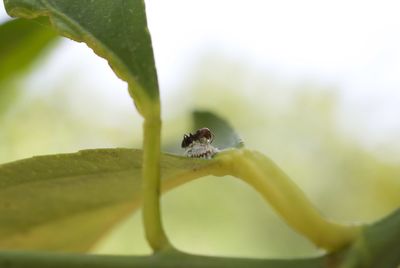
<box><xmin>212</xmin><ymin>149</ymin><xmax>361</xmax><ymax>251</ymax></box>
<box><xmin>0</xmin><ymin>251</ymin><xmax>325</xmax><ymax>268</ymax></box>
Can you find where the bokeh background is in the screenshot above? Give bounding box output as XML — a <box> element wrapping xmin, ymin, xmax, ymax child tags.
<box><xmin>1</xmin><ymin>0</ymin><xmax>400</xmax><ymax>258</ymax></box>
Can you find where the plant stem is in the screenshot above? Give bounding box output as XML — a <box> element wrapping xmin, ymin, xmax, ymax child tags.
<box><xmin>0</xmin><ymin>251</ymin><xmax>325</xmax><ymax>268</ymax></box>
<box><xmin>141</xmin><ymin>105</ymin><xmax>171</xmax><ymax>251</ymax></box>
<box><xmin>0</xmin><ymin>211</ymin><xmax>397</xmax><ymax>268</ymax></box>
<box><xmin>213</xmin><ymin>149</ymin><xmax>361</xmax><ymax>251</ymax></box>
<box><xmin>158</xmin><ymin>148</ymin><xmax>360</xmax><ymax>251</ymax></box>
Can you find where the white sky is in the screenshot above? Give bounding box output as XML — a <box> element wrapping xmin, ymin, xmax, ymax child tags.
<box><xmin>2</xmin><ymin>1</ymin><xmax>400</xmax><ymax>158</ymax></box>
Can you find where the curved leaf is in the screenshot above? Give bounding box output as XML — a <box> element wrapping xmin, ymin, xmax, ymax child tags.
<box><xmin>0</xmin><ymin>149</ymin><xmax>212</xmax><ymax>251</ymax></box>
<box><xmin>192</xmin><ymin>110</ymin><xmax>244</xmax><ymax>149</ymax></box>
<box><xmin>4</xmin><ymin>0</ymin><xmax>159</xmax><ymax>114</ymax></box>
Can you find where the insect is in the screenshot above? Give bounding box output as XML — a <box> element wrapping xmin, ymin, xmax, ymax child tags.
<box><xmin>181</xmin><ymin>128</ymin><xmax>219</xmax><ymax>159</ymax></box>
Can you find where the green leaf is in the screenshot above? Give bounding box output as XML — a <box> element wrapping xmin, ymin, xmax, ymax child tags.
<box><xmin>0</xmin><ymin>17</ymin><xmax>57</xmax><ymax>113</ymax></box>
<box><xmin>192</xmin><ymin>110</ymin><xmax>244</xmax><ymax>149</ymax></box>
<box><xmin>0</xmin><ymin>149</ymin><xmax>211</xmax><ymax>252</ymax></box>
<box><xmin>341</xmin><ymin>208</ymin><xmax>400</xmax><ymax>268</ymax></box>
<box><xmin>4</xmin><ymin>0</ymin><xmax>160</xmax><ymax>115</ymax></box>
<box><xmin>0</xmin><ymin>17</ymin><xmax>57</xmax><ymax>82</ymax></box>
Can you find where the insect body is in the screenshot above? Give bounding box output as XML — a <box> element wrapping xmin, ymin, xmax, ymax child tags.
<box><xmin>181</xmin><ymin>128</ymin><xmax>214</xmax><ymax>148</ymax></box>
<box><xmin>181</xmin><ymin>128</ymin><xmax>219</xmax><ymax>159</ymax></box>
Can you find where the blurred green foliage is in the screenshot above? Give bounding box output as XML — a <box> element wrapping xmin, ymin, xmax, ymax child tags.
<box><xmin>0</xmin><ymin>17</ymin><xmax>57</xmax><ymax>114</ymax></box>
<box><xmin>0</xmin><ymin>18</ymin><xmax>56</xmax><ymax>82</ymax></box>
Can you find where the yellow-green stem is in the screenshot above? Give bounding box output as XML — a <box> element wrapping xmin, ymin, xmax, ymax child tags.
<box><xmin>213</xmin><ymin>149</ymin><xmax>361</xmax><ymax>251</ymax></box>
<box><xmin>142</xmin><ymin>112</ymin><xmax>170</xmax><ymax>251</ymax></box>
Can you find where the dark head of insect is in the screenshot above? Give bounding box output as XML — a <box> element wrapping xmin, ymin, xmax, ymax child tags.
<box><xmin>181</xmin><ymin>127</ymin><xmax>214</xmax><ymax>148</ymax></box>
<box><xmin>181</xmin><ymin>134</ymin><xmax>194</xmax><ymax>148</ymax></box>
